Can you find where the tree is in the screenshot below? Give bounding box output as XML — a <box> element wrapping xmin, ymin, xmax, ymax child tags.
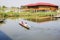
<box><xmin>0</xmin><ymin>6</ymin><xmax>7</xmax><ymax>18</ymax></box>
<box><xmin>1</xmin><ymin>5</ymin><xmax>7</xmax><ymax>12</ymax></box>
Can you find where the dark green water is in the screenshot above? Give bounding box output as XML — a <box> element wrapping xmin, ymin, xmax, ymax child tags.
<box><xmin>0</xmin><ymin>18</ymin><xmax>60</xmax><ymax>40</ymax></box>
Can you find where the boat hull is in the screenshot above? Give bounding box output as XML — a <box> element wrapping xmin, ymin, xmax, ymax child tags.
<box><xmin>19</xmin><ymin>23</ymin><xmax>30</xmax><ymax>29</ymax></box>
<box><xmin>0</xmin><ymin>19</ymin><xmax>5</xmax><ymax>23</ymax></box>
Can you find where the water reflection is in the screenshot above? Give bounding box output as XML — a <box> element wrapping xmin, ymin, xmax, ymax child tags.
<box><xmin>6</xmin><ymin>17</ymin><xmax>19</xmax><ymax>20</ymax></box>
<box><xmin>24</xmin><ymin>17</ymin><xmax>58</xmax><ymax>23</ymax></box>
<box><xmin>0</xmin><ymin>18</ymin><xmax>60</xmax><ymax>40</ymax></box>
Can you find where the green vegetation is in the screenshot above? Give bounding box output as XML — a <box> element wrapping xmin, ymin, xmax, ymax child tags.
<box><xmin>19</xmin><ymin>11</ymin><xmax>57</xmax><ymax>17</ymax></box>
<box><xmin>0</xmin><ymin>6</ymin><xmax>58</xmax><ymax>22</ymax></box>
<box><xmin>19</xmin><ymin>11</ymin><xmax>57</xmax><ymax>21</ymax></box>
<box><xmin>0</xmin><ymin>10</ymin><xmax>57</xmax><ymax>18</ymax></box>
<box><xmin>4</xmin><ymin>11</ymin><xmax>19</xmax><ymax>17</ymax></box>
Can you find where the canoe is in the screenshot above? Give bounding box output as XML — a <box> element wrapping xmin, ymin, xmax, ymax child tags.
<box><xmin>19</xmin><ymin>23</ymin><xmax>30</xmax><ymax>29</ymax></box>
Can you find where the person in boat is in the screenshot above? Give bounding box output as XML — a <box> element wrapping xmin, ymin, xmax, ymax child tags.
<box><xmin>20</xmin><ymin>21</ymin><xmax>28</xmax><ymax>26</ymax></box>
<box><xmin>24</xmin><ymin>22</ymin><xmax>28</xmax><ymax>26</ymax></box>
<box><xmin>21</xmin><ymin>21</ymin><xmax>24</xmax><ymax>24</ymax></box>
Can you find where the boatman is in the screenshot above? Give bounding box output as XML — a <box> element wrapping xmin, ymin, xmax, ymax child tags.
<box><xmin>21</xmin><ymin>21</ymin><xmax>24</xmax><ymax>24</ymax></box>
<box><xmin>24</xmin><ymin>22</ymin><xmax>28</xmax><ymax>26</ymax></box>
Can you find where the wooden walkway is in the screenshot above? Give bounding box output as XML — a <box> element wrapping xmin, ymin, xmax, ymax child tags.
<box><xmin>53</xmin><ymin>13</ymin><xmax>60</xmax><ymax>18</ymax></box>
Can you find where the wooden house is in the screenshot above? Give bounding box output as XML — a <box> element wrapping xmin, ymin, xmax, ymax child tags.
<box><xmin>21</xmin><ymin>2</ymin><xmax>58</xmax><ymax>12</ymax></box>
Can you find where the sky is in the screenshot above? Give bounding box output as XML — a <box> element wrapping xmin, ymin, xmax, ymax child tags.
<box><xmin>0</xmin><ymin>0</ymin><xmax>60</xmax><ymax>7</ymax></box>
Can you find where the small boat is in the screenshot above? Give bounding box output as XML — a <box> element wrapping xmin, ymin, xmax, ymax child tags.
<box><xmin>19</xmin><ymin>22</ymin><xmax>30</xmax><ymax>29</ymax></box>
<box><xmin>0</xmin><ymin>19</ymin><xmax>5</xmax><ymax>23</ymax></box>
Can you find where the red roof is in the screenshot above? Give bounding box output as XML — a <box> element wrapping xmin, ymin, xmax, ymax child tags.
<box><xmin>25</xmin><ymin>2</ymin><xmax>58</xmax><ymax>6</ymax></box>
<box><xmin>25</xmin><ymin>4</ymin><xmax>36</xmax><ymax>6</ymax></box>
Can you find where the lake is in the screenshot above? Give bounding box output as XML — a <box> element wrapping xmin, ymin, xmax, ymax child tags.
<box><xmin>0</xmin><ymin>18</ymin><xmax>60</xmax><ymax>40</ymax></box>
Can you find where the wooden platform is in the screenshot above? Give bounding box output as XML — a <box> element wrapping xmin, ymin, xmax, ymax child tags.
<box><xmin>53</xmin><ymin>13</ymin><xmax>60</xmax><ymax>18</ymax></box>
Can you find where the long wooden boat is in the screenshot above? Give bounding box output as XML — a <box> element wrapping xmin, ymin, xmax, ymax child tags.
<box><xmin>19</xmin><ymin>23</ymin><xmax>30</xmax><ymax>29</ymax></box>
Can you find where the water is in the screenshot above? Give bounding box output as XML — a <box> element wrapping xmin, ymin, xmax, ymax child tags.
<box><xmin>0</xmin><ymin>18</ymin><xmax>60</xmax><ymax>40</ymax></box>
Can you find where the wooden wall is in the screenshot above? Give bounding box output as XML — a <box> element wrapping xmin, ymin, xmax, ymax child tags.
<box><xmin>21</xmin><ymin>6</ymin><xmax>58</xmax><ymax>11</ymax></box>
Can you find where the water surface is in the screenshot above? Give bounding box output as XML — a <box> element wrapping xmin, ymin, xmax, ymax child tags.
<box><xmin>0</xmin><ymin>18</ymin><xmax>60</xmax><ymax>40</ymax></box>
